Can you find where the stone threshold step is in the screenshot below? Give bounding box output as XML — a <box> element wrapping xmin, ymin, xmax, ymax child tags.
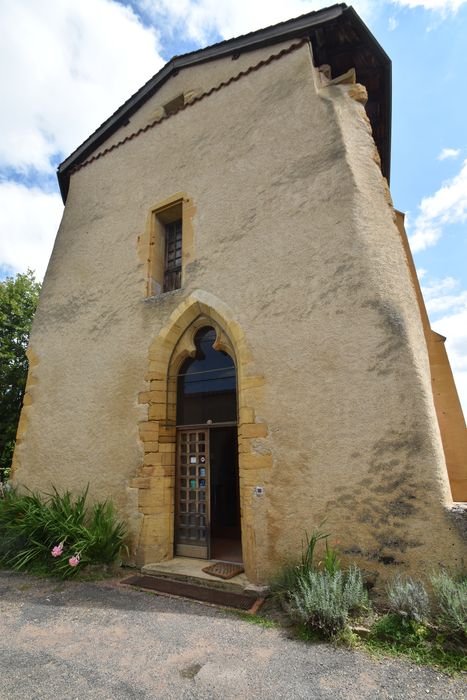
<box><xmin>141</xmin><ymin>557</ymin><xmax>250</xmax><ymax>593</ymax></box>
<box><xmin>121</xmin><ymin>574</ymin><xmax>260</xmax><ymax>611</ymax></box>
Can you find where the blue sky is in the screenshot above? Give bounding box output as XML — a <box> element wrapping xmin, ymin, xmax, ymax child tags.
<box><xmin>0</xmin><ymin>0</ymin><xmax>466</xmax><ymax>414</ymax></box>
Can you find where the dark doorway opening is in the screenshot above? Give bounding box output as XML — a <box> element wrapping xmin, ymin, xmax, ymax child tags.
<box><xmin>209</xmin><ymin>427</ymin><xmax>242</xmax><ymax>563</ymax></box>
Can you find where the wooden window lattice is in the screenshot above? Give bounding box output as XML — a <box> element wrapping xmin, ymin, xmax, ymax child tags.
<box><xmin>163</xmin><ymin>219</ymin><xmax>182</xmax><ymax>292</ymax></box>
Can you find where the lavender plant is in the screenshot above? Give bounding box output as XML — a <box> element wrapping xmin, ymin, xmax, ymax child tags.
<box><xmin>387</xmin><ymin>576</ymin><xmax>430</xmax><ymax>623</ymax></box>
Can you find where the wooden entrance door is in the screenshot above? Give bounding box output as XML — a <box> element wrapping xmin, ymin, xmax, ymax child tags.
<box><xmin>175</xmin><ymin>429</ymin><xmax>210</xmax><ymax>558</ymax></box>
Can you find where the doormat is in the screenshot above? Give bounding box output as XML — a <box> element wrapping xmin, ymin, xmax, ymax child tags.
<box><xmin>202</xmin><ymin>562</ymin><xmax>244</xmax><ymax>579</ymax></box>
<box><xmin>121</xmin><ymin>575</ymin><xmax>255</xmax><ymax>610</ymax></box>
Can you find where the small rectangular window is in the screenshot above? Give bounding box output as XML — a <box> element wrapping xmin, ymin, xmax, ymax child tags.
<box><xmin>147</xmin><ymin>198</ymin><xmax>185</xmax><ymax>297</ymax></box>
<box><xmin>164</xmin><ymin>219</ymin><xmax>182</xmax><ymax>292</ymax></box>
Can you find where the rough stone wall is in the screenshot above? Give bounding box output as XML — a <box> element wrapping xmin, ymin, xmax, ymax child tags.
<box><xmin>12</xmin><ymin>40</ymin><xmax>466</xmax><ymax>584</ymax></box>
<box><xmin>89</xmin><ymin>39</ymin><xmax>295</xmax><ymax>156</ymax></box>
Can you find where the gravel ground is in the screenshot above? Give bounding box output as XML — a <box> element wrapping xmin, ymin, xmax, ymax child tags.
<box><xmin>0</xmin><ymin>570</ymin><xmax>465</xmax><ymax>700</ymax></box>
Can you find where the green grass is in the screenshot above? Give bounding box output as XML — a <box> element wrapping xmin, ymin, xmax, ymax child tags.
<box><xmin>293</xmin><ymin>612</ymin><xmax>466</xmax><ymax>675</ymax></box>
<box><xmin>362</xmin><ymin>614</ymin><xmax>467</xmax><ymax>676</ymax></box>
<box><xmin>294</xmin><ymin>623</ymin><xmax>326</xmax><ymax>643</ymax></box>
<box><xmin>230</xmin><ymin>610</ymin><xmax>279</xmax><ymax>628</ymax></box>
<box><xmin>73</xmin><ymin>566</ymin><xmax>118</xmax><ymax>582</ymax></box>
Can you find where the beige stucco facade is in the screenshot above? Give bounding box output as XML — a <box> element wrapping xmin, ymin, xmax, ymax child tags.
<box><xmin>12</xmin><ymin>34</ymin><xmax>466</xmax><ymax>584</ymax></box>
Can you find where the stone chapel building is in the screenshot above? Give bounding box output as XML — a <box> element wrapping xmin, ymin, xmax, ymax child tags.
<box><xmin>12</xmin><ymin>4</ymin><xmax>466</xmax><ymax>584</ymax></box>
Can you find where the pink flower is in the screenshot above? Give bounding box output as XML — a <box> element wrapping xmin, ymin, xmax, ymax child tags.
<box><xmin>51</xmin><ymin>542</ymin><xmax>64</xmax><ymax>558</ymax></box>
<box><xmin>68</xmin><ymin>554</ymin><xmax>80</xmax><ymax>567</ymax></box>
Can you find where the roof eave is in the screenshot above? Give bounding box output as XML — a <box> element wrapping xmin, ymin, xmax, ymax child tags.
<box><xmin>345</xmin><ymin>7</ymin><xmax>392</xmax><ymax>183</ymax></box>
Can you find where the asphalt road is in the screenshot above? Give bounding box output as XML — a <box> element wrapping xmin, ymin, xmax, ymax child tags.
<box><xmin>0</xmin><ymin>571</ymin><xmax>464</xmax><ymax>699</ymax></box>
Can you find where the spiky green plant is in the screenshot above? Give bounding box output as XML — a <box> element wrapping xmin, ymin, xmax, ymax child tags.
<box><xmin>322</xmin><ymin>540</ymin><xmax>341</xmax><ymax>575</ymax></box>
<box><xmin>269</xmin><ymin>525</ymin><xmax>330</xmax><ymax>596</ymax></box>
<box><xmin>300</xmin><ymin>526</ymin><xmax>330</xmax><ymax>571</ymax></box>
<box><xmin>0</xmin><ymin>486</ymin><xmax>126</xmax><ymax>578</ymax></box>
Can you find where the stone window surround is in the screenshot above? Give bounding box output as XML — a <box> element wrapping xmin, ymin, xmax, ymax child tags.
<box><xmin>140</xmin><ymin>193</ymin><xmax>196</xmax><ymax>299</ymax></box>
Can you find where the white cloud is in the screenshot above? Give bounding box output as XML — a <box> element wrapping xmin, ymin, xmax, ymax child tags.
<box><xmin>0</xmin><ymin>0</ymin><xmax>164</xmax><ymax>278</ymax></box>
<box><xmin>137</xmin><ymin>0</ymin><xmax>467</xmax><ymax>44</ymax></box>
<box><xmin>422</xmin><ymin>275</ymin><xmax>458</xmax><ymax>299</ymax></box>
<box><xmin>408</xmin><ymin>158</ymin><xmax>467</xmax><ymax>252</ymax></box>
<box><xmin>138</xmin><ymin>0</ymin><xmax>304</xmax><ymax>43</ymax></box>
<box><xmin>136</xmin><ymin>0</ymin><xmax>377</xmax><ymax>44</ymax></box>
<box><xmin>388</xmin><ymin>16</ymin><xmax>399</xmax><ymax>29</ymax></box>
<box><xmin>426</xmin><ymin>290</ymin><xmax>467</xmax><ymax>314</ymax></box>
<box><xmin>394</xmin><ymin>0</ymin><xmax>467</xmax><ymax>11</ymax></box>
<box><xmin>408</xmin><ymin>223</ymin><xmax>442</xmax><ymax>252</ymax></box>
<box><xmin>0</xmin><ymin>181</ymin><xmax>63</xmax><ymax>280</ymax></box>
<box><xmin>438</xmin><ymin>147</ymin><xmax>461</xmax><ymax>160</ymax></box>
<box><xmin>0</xmin><ymin>0</ymin><xmax>163</xmax><ymax>174</ymax></box>
<box><xmin>422</xmin><ymin>276</ymin><xmax>467</xmax><ymax>316</ymax></box>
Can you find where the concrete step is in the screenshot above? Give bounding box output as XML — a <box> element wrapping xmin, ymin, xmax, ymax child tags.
<box><xmin>121</xmin><ymin>573</ymin><xmax>260</xmax><ymax>610</ymax></box>
<box><xmin>141</xmin><ymin>557</ymin><xmax>249</xmax><ymax>593</ymax></box>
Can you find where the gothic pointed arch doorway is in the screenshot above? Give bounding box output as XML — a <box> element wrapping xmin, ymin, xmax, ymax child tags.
<box><xmin>175</xmin><ymin>326</ymin><xmax>242</xmax><ymax>563</ymax></box>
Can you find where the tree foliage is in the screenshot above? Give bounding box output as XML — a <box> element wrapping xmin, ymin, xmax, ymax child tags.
<box><xmin>0</xmin><ymin>270</ymin><xmax>41</xmax><ymax>478</ymax></box>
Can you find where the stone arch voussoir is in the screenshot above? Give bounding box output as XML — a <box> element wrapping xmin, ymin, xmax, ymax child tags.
<box><xmin>133</xmin><ymin>291</ymin><xmax>270</xmax><ymax>582</ymax></box>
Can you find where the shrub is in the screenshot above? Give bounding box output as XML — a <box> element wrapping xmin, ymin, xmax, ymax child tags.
<box><xmin>342</xmin><ymin>565</ymin><xmax>370</xmax><ymax>612</ymax></box>
<box><xmin>290</xmin><ymin>565</ymin><xmax>370</xmax><ymax>636</ymax></box>
<box><xmin>0</xmin><ymin>487</ymin><xmax>30</xmax><ymax>563</ymax></box>
<box><xmin>0</xmin><ymin>486</ymin><xmax>126</xmax><ymax>578</ymax></box>
<box><xmin>430</xmin><ymin>571</ymin><xmax>467</xmax><ymax>638</ymax></box>
<box><xmin>387</xmin><ymin>575</ymin><xmax>430</xmax><ymax>623</ymax></box>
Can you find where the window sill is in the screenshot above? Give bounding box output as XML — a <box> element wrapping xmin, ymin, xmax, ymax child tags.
<box><xmin>143</xmin><ymin>287</ymin><xmax>184</xmax><ymax>304</ymax></box>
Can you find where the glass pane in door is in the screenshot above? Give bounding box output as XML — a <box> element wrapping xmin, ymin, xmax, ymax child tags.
<box><xmin>175</xmin><ymin>429</ymin><xmax>210</xmax><ymax>558</ymax></box>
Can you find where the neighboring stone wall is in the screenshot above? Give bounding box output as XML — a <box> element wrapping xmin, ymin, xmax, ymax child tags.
<box><xmin>12</xmin><ymin>39</ymin><xmax>466</xmax><ymax>584</ymax></box>
<box><xmin>428</xmin><ymin>332</ymin><xmax>467</xmax><ymax>501</ymax></box>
